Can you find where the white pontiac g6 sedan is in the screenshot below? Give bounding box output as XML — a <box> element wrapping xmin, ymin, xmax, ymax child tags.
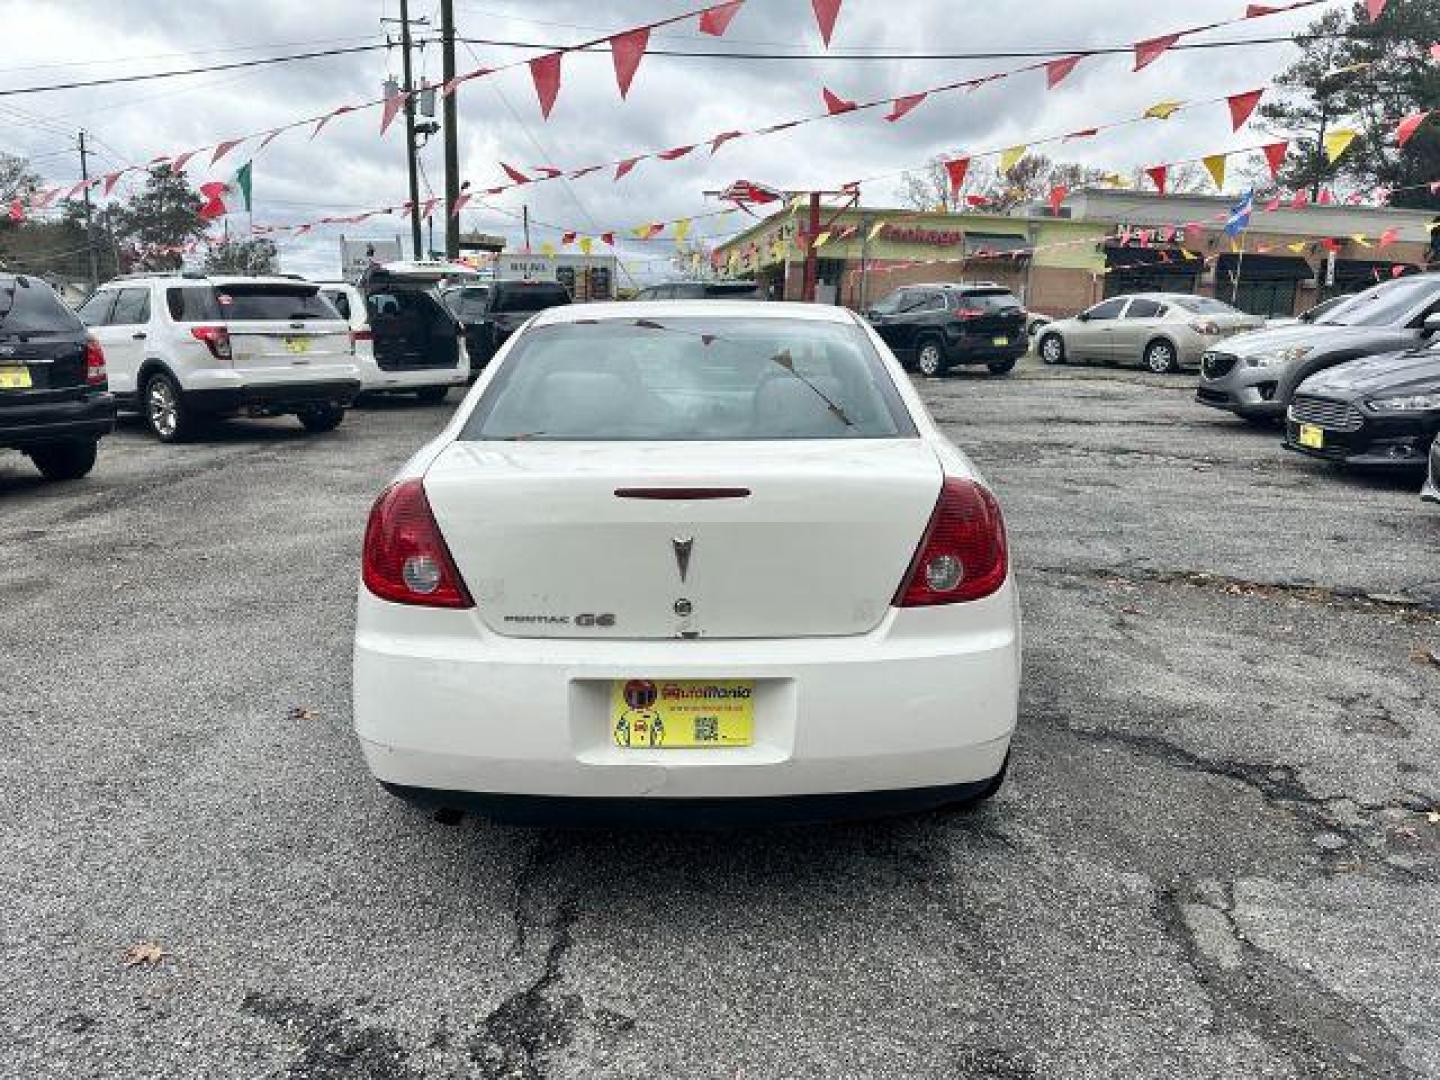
<box><xmin>352</xmin><ymin>301</ymin><xmax>1021</xmax><ymax>824</ymax></box>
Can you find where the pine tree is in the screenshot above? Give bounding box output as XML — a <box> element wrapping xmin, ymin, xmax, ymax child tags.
<box><xmin>107</xmin><ymin>166</ymin><xmax>207</xmax><ymax>271</ymax></box>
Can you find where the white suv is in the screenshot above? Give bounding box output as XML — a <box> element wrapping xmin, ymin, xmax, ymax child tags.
<box><xmin>77</xmin><ymin>274</ymin><xmax>361</xmax><ymax>442</ymax></box>
<box><xmin>317</xmin><ymin>280</ymin><xmax>470</xmax><ymax>402</ymax></box>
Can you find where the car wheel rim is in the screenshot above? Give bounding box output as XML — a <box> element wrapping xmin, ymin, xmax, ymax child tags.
<box><xmin>1042</xmin><ymin>339</ymin><xmax>1060</xmax><ymax>363</ymax></box>
<box><xmin>1148</xmin><ymin>345</ymin><xmax>1173</xmax><ymax>372</ymax></box>
<box><xmin>919</xmin><ymin>346</ymin><xmax>940</xmax><ymax>375</ymax></box>
<box><xmin>148</xmin><ymin>381</ymin><xmax>177</xmax><ymax>437</ymax></box>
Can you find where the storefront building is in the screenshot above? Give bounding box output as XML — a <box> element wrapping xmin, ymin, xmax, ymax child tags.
<box><xmin>712</xmin><ymin>189</ymin><xmax>1437</xmax><ymax>318</ymax></box>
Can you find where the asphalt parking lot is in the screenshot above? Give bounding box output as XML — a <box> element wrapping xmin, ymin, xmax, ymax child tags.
<box><xmin>3</xmin><ymin>361</ymin><xmax>1437</xmax><ymax>1080</ymax></box>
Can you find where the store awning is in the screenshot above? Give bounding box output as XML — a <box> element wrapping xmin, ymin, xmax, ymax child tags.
<box><xmin>1103</xmin><ymin>245</ymin><xmax>1197</xmax><ymax>273</ymax></box>
<box><xmin>964</xmin><ymin>232</ymin><xmax>1029</xmax><ymax>256</ymax></box>
<box><xmin>1332</xmin><ymin>258</ymin><xmax>1414</xmax><ymax>285</ymax></box>
<box><xmin>1214</xmin><ymin>253</ymin><xmax>1313</xmax><ymax>281</ymax></box>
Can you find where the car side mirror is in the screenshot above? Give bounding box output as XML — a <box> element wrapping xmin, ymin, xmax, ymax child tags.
<box><xmin>1424</xmin><ymin>312</ymin><xmax>1440</xmax><ymax>336</ymax></box>
<box><xmin>1076</xmin><ymin>311</ymin><xmax>1090</xmax><ymax>322</ymax></box>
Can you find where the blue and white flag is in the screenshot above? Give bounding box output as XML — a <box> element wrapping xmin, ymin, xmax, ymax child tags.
<box><xmin>1224</xmin><ymin>190</ymin><xmax>1254</xmax><ymax>236</ymax></box>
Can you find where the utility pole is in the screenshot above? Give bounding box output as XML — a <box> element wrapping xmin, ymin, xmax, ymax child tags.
<box><xmin>440</xmin><ymin>0</ymin><xmax>460</xmax><ymax>259</ymax></box>
<box><xmin>77</xmin><ymin>130</ymin><xmax>99</xmax><ymax>291</ymax></box>
<box><xmin>803</xmin><ymin>192</ymin><xmax>821</xmax><ymax>302</ymax></box>
<box><xmin>398</xmin><ymin>0</ymin><xmax>423</xmax><ymax>259</ymax></box>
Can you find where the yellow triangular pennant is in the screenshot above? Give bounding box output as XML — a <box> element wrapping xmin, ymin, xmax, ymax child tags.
<box><xmin>673</xmin><ymin>218</ymin><xmax>691</xmax><ymax>244</ymax></box>
<box><xmin>1324</xmin><ymin>128</ymin><xmax>1358</xmax><ymax>163</ymax></box>
<box><xmin>1202</xmin><ymin>153</ymin><xmax>1227</xmax><ymax>191</ymax></box>
<box><xmin>1144</xmin><ymin>100</ymin><xmax>1183</xmax><ymax>120</ymax></box>
<box><xmin>812</xmin><ymin>230</ymin><xmax>831</xmax><ymax>249</ymax></box>
<box><xmin>1286</xmin><ymin>241</ymin><xmax>1308</xmax><ymax>253</ymax></box>
<box><xmin>1179</xmin><ymin>248</ymin><xmax>1198</xmax><ymax>261</ymax></box>
<box><xmin>868</xmin><ymin>219</ymin><xmax>886</xmax><ymax>241</ymax></box>
<box><xmin>540</xmin><ymin>241</ymin><xmax>556</xmax><ymax>256</ymax></box>
<box><xmin>999</xmin><ymin>145</ymin><xmax>1026</xmax><ymax>173</ymax></box>
<box><xmin>1350</xmin><ymin>233</ymin><xmax>1372</xmax><ymax>248</ymax></box>
<box><xmin>579</xmin><ymin>236</ymin><xmax>593</xmax><ymax>255</ymax></box>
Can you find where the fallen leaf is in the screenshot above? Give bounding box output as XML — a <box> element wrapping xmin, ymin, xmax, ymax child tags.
<box><xmin>1409</xmin><ymin>647</ymin><xmax>1440</xmax><ymax>669</ymax></box>
<box><xmin>287</xmin><ymin>706</ymin><xmax>317</xmax><ymax>721</ymax></box>
<box><xmin>123</xmin><ymin>942</ymin><xmax>168</xmax><ymax>968</ymax></box>
<box><xmin>1426</xmin><ymin>811</ymin><xmax>1439</xmax><ymax>825</ymax></box>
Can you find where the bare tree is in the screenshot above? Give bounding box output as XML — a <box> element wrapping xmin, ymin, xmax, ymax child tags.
<box><xmin>896</xmin><ymin>154</ymin><xmax>1112</xmax><ymax>213</ymax></box>
<box><xmin>0</xmin><ymin>153</ymin><xmax>41</xmax><ymax>202</ymax></box>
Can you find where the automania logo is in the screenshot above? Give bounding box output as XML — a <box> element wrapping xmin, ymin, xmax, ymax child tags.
<box><xmin>660</xmin><ymin>684</ymin><xmax>752</xmax><ymax>700</ymax></box>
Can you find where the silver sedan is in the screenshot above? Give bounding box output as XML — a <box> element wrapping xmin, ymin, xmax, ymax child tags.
<box><xmin>1037</xmin><ymin>293</ymin><xmax>1263</xmax><ymax>374</ymax></box>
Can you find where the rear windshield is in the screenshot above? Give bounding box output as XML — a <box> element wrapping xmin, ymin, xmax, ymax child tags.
<box><xmin>0</xmin><ymin>277</ymin><xmax>84</xmax><ymax>333</ymax></box>
<box><xmin>1172</xmin><ymin>297</ymin><xmax>1239</xmax><ymax>315</ymax></box>
<box><xmin>493</xmin><ymin>284</ymin><xmax>571</xmax><ymax>313</ymax></box>
<box><xmin>704</xmin><ymin>283</ymin><xmax>762</xmax><ymax>298</ymax></box>
<box><xmin>462</xmin><ymin>316</ymin><xmax>914</xmax><ymax>441</ymax></box>
<box><xmin>1316</xmin><ymin>278</ymin><xmax>1440</xmax><ymax>328</ymax></box>
<box><xmin>167</xmin><ymin>284</ymin><xmax>339</xmax><ymax>322</ymax></box>
<box><xmin>957</xmin><ymin>290</ymin><xmax>1020</xmax><ymax>311</ymax></box>
<box><xmin>444</xmin><ymin>287</ymin><xmax>491</xmax><ymax>322</ymax></box>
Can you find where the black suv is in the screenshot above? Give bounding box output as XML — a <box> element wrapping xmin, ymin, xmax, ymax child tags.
<box><xmin>0</xmin><ymin>274</ymin><xmax>115</xmax><ymax>481</ymax></box>
<box><xmin>633</xmin><ymin>281</ymin><xmax>765</xmax><ymax>300</ymax></box>
<box><xmin>455</xmin><ymin>280</ymin><xmax>571</xmax><ymax>369</ymax></box>
<box><xmin>865</xmin><ymin>282</ymin><xmax>1027</xmax><ymax>376</ymax></box>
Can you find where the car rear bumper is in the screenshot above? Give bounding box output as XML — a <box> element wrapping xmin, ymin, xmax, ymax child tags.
<box><xmin>188</xmin><ymin>379</ymin><xmax>362</xmax><ymax>415</ymax></box>
<box><xmin>1284</xmin><ymin>416</ymin><xmax>1435</xmax><ymax>469</ymax></box>
<box><xmin>944</xmin><ymin>338</ymin><xmax>1027</xmax><ymax>365</ymax></box>
<box><xmin>353</xmin><ymin>584</ymin><xmax>1021</xmax><ymax>806</ymax></box>
<box><xmin>0</xmin><ymin>392</ymin><xmax>116</xmax><ymax>450</ymax></box>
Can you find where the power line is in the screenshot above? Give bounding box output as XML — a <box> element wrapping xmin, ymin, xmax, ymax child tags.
<box><xmin>0</xmin><ymin>40</ymin><xmax>439</xmax><ymax>98</ymax></box>
<box><xmin>0</xmin><ymin>34</ymin><xmax>386</xmax><ymax>75</ymax></box>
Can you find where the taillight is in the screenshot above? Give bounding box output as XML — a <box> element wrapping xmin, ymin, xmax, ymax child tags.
<box><xmin>954</xmin><ymin>308</ymin><xmax>985</xmax><ymax>319</ymax></box>
<box><xmin>350</xmin><ymin>329</ymin><xmax>374</xmax><ymax>342</ymax></box>
<box><xmin>83</xmin><ymin>338</ymin><xmax>106</xmax><ymax>386</ymax></box>
<box><xmin>190</xmin><ymin>325</ymin><xmax>232</xmax><ymax>361</ymax></box>
<box><xmin>362</xmin><ymin>479</ymin><xmax>473</xmax><ymax>608</ymax></box>
<box><xmin>894</xmin><ymin>478</ymin><xmax>1008</xmax><ymax>607</ymax></box>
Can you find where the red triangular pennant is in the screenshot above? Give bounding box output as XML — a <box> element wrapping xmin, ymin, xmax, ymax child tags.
<box><xmin>1245</xmin><ymin>4</ymin><xmax>1281</xmax><ymax>14</ymax></box>
<box><xmin>811</xmin><ymin>0</ymin><xmax>842</xmax><ymax>46</ymax></box>
<box><xmin>442</xmin><ymin>68</ymin><xmax>491</xmax><ymax>96</ymax></box>
<box><xmin>532</xmin><ymin>166</ymin><xmax>563</xmax><ymax>179</ymax></box>
<box><xmin>1048</xmin><ymin>186</ymin><xmax>1069</xmax><ymax>215</ymax></box>
<box><xmin>1045</xmin><ymin>55</ymin><xmax>1082</xmax><ymax>89</ymax></box>
<box><xmin>1064</xmin><ymin>127</ymin><xmax>1099</xmax><ymax>141</ymax></box>
<box><xmin>1366</xmin><ymin>0</ymin><xmax>1387</xmax><ymax>21</ymax></box>
<box><xmin>529</xmin><ymin>52</ymin><xmax>562</xmax><ymax>118</ymax></box>
<box><xmin>884</xmin><ymin>93</ymin><xmax>926</xmax><ymax>122</ymax></box>
<box><xmin>380</xmin><ymin>88</ymin><xmax>407</xmax><ymax>135</ymax></box>
<box><xmin>964</xmin><ymin>194</ymin><xmax>990</xmax><ymax>208</ymax></box>
<box><xmin>822</xmin><ymin>87</ymin><xmax>856</xmax><ymax>114</ymax></box>
<box><xmin>1134</xmin><ymin>33</ymin><xmax>1181</xmax><ymax>71</ymax></box>
<box><xmin>943</xmin><ymin>157</ymin><xmax>970</xmax><ymax>198</ymax></box>
<box><xmin>614</xmin><ymin>156</ymin><xmax>642</xmax><ymax>181</ymax></box>
<box><xmin>610</xmin><ymin>27</ymin><xmax>649</xmax><ymax>99</ymax></box>
<box><xmin>1261</xmin><ymin>141</ymin><xmax>1289</xmax><ymax>180</ymax></box>
<box><xmin>1226</xmin><ymin>89</ymin><xmax>1264</xmax><ymax>131</ymax></box>
<box><xmin>1396</xmin><ymin>110</ymin><xmax>1432</xmax><ymax>148</ymax></box>
<box><xmin>1317</xmin><ymin>188</ymin><xmax>1334</xmax><ymax>205</ymax></box>
<box><xmin>211</xmin><ymin>140</ymin><xmax>243</xmax><ymax>165</ymax></box>
<box><xmin>698</xmin><ymin>1</ymin><xmax>744</xmax><ymax>36</ymax></box>
<box><xmin>658</xmin><ymin>145</ymin><xmax>696</xmax><ymax>160</ymax></box>
<box><xmin>1145</xmin><ymin>165</ymin><xmax>1168</xmax><ymax>194</ymax></box>
<box><xmin>709</xmin><ymin>130</ymin><xmax>743</xmax><ymax>154</ymax></box>
<box><xmin>561</xmin><ymin>231</ymin><xmax>577</xmax><ymax>245</ymax></box>
<box><xmin>168</xmin><ymin>150</ymin><xmax>199</xmax><ymax>174</ymax></box>
<box><xmin>450</xmin><ymin>194</ymin><xmax>472</xmax><ymax>217</ymax></box>
<box><xmin>312</xmin><ymin>105</ymin><xmax>356</xmax><ymax>139</ymax></box>
<box><xmin>500</xmin><ymin>162</ymin><xmax>531</xmax><ymax>185</ymax></box>
<box><xmin>1378</xmin><ymin>227</ymin><xmax>1399</xmax><ymax>248</ymax></box>
<box><xmin>102</xmin><ymin>171</ymin><xmax>126</xmax><ymax>196</ymax></box>
<box><xmin>600</xmin><ymin>232</ymin><xmax>615</xmax><ymax>247</ymax></box>
<box><xmin>197</xmin><ymin>182</ymin><xmax>227</xmax><ymax>221</ymax></box>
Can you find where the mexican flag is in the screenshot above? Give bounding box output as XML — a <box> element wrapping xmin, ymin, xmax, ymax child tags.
<box><xmin>199</xmin><ymin>161</ymin><xmax>252</xmax><ymax>220</ymax></box>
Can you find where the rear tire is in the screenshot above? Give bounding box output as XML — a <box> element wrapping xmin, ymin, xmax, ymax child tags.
<box><xmin>1039</xmin><ymin>334</ymin><xmax>1065</xmax><ymax>365</ymax></box>
<box><xmin>297</xmin><ymin>404</ymin><xmax>345</xmax><ymax>433</ymax></box>
<box><xmin>987</xmin><ymin>358</ymin><xmax>1018</xmax><ymax>376</ymax></box>
<box><xmin>415</xmin><ymin>385</ymin><xmax>449</xmax><ymax>405</ymax></box>
<box><xmin>143</xmin><ymin>372</ymin><xmax>194</xmax><ymax>443</ymax></box>
<box><xmin>916</xmin><ymin>338</ymin><xmax>947</xmax><ymax>378</ymax></box>
<box><xmin>29</xmin><ymin>439</ymin><xmax>98</xmax><ymax>481</ymax></box>
<box><xmin>1144</xmin><ymin>339</ymin><xmax>1180</xmax><ymax>374</ymax></box>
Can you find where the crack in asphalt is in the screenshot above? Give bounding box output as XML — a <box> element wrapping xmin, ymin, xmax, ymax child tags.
<box><xmin>1154</xmin><ymin>880</ymin><xmax>1423</xmax><ymax>1079</ymax></box>
<box><xmin>240</xmin><ymin>991</ymin><xmax>420</xmax><ymax>1079</ymax></box>
<box><xmin>1030</xmin><ymin>564</ymin><xmax>1440</xmax><ymax>620</ymax></box>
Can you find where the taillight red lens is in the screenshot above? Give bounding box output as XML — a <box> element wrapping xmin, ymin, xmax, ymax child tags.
<box><xmin>362</xmin><ymin>479</ymin><xmax>473</xmax><ymax>609</ymax></box>
<box><xmin>190</xmin><ymin>325</ymin><xmax>232</xmax><ymax>360</ymax></box>
<box><xmin>954</xmin><ymin>308</ymin><xmax>985</xmax><ymax>319</ymax></box>
<box><xmin>350</xmin><ymin>329</ymin><xmax>374</xmax><ymax>342</ymax></box>
<box><xmin>83</xmin><ymin>338</ymin><xmax>106</xmax><ymax>386</ymax></box>
<box><xmin>894</xmin><ymin>478</ymin><xmax>1008</xmax><ymax>607</ymax></box>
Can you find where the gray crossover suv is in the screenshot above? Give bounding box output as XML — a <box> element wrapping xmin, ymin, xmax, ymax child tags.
<box><xmin>1196</xmin><ymin>274</ymin><xmax>1440</xmax><ymax>423</ymax></box>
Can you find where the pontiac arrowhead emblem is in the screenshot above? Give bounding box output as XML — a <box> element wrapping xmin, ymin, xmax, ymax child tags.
<box><xmin>671</xmin><ymin>537</ymin><xmax>693</xmax><ymax>582</ymax></box>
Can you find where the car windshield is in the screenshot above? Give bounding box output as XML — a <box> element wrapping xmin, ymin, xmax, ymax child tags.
<box><xmin>493</xmin><ymin>285</ymin><xmax>570</xmax><ymax>313</ymax></box>
<box><xmin>462</xmin><ymin>316</ymin><xmax>914</xmax><ymax>441</ymax></box>
<box><xmin>1314</xmin><ymin>278</ymin><xmax>1440</xmax><ymax>328</ymax></box>
<box><xmin>960</xmin><ymin>290</ymin><xmax>1020</xmax><ymax>311</ymax></box>
<box><xmin>1172</xmin><ymin>297</ymin><xmax>1239</xmax><ymax>315</ymax></box>
<box><xmin>0</xmin><ymin>277</ymin><xmax>84</xmax><ymax>333</ymax></box>
<box><xmin>208</xmin><ymin>284</ymin><xmax>339</xmax><ymax>321</ymax></box>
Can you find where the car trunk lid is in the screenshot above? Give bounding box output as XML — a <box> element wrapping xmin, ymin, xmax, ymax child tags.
<box><xmin>422</xmin><ymin>439</ymin><xmax>943</xmax><ymax>639</ymax></box>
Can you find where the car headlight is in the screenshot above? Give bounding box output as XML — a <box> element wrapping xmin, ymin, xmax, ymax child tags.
<box><xmin>1245</xmin><ymin>345</ymin><xmax>1313</xmax><ymax>368</ymax></box>
<box><xmin>1366</xmin><ymin>392</ymin><xmax>1440</xmax><ymax>413</ymax></box>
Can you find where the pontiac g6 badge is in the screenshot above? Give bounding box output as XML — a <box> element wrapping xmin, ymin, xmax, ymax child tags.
<box><xmin>672</xmin><ymin>537</ymin><xmax>693</xmax><ymax>582</ymax></box>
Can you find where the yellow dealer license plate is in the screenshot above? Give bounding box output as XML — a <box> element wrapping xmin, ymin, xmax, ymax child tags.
<box><xmin>611</xmin><ymin>679</ymin><xmax>754</xmax><ymax>749</ymax></box>
<box><xmin>0</xmin><ymin>366</ymin><xmax>33</xmax><ymax>390</ymax></box>
<box><xmin>992</xmin><ymin>336</ymin><xmax>1009</xmax><ymax>346</ymax></box>
<box><xmin>1298</xmin><ymin>423</ymin><xmax>1325</xmax><ymax>449</ymax></box>
<box><xmin>284</xmin><ymin>336</ymin><xmax>311</xmax><ymax>355</ymax></box>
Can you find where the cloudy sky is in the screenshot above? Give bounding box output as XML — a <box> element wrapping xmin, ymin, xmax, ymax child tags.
<box><xmin>0</xmin><ymin>0</ymin><xmax>1328</xmax><ymax>282</ymax></box>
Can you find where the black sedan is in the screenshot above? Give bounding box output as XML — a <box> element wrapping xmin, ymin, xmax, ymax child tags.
<box><xmin>1284</xmin><ymin>344</ymin><xmax>1440</xmax><ymax>470</ymax></box>
<box><xmin>1</xmin><ymin>274</ymin><xmax>115</xmax><ymax>481</ymax></box>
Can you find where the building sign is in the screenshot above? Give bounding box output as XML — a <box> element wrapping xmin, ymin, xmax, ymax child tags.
<box><xmin>881</xmin><ymin>225</ymin><xmax>965</xmax><ymax>246</ymax></box>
